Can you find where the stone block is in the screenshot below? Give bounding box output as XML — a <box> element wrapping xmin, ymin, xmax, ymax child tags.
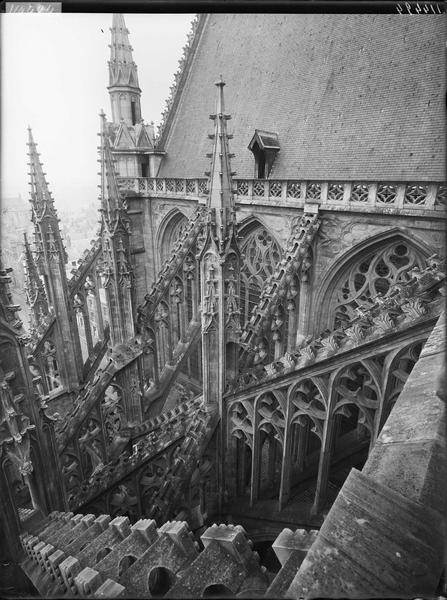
<box><xmin>26</xmin><ymin>535</ymin><xmax>39</xmax><ymax>554</ymax></box>
<box><xmin>71</xmin><ymin>513</ymin><xmax>84</xmax><ymax>525</ymax></box>
<box><xmin>81</xmin><ymin>514</ymin><xmax>96</xmax><ymax>527</ymax></box>
<box><xmin>39</xmin><ymin>543</ymin><xmax>55</xmax><ymax>574</ymax></box>
<box><xmin>74</xmin><ymin>566</ymin><xmax>103</xmax><ymax>597</ymax></box>
<box><xmin>59</xmin><ymin>555</ymin><xmax>82</xmax><ymax>595</ymax></box>
<box><xmin>272</xmin><ymin>528</ymin><xmax>318</xmax><ymax>567</ymax></box>
<box><xmin>94</xmin><ymin>578</ymin><xmax>126</xmax><ymax>598</ymax></box>
<box><xmin>110</xmin><ymin>516</ymin><xmax>131</xmax><ymax>538</ymax></box>
<box><xmin>40</xmin><ymin>544</ymin><xmax>55</xmax><ymax>578</ymax></box>
<box><xmin>31</xmin><ymin>541</ymin><xmax>46</xmax><ymax>565</ymax></box>
<box><xmin>48</xmin><ymin>549</ymin><xmax>66</xmax><ymax>585</ymax></box>
<box><xmin>21</xmin><ymin>534</ymin><xmax>35</xmax><ymax>558</ymax></box>
<box><xmin>20</xmin><ymin>534</ymin><xmax>29</xmax><ymax>552</ymax></box>
<box><xmin>131</xmin><ymin>519</ymin><xmax>158</xmax><ymax>544</ymax></box>
<box><xmin>201</xmin><ymin>524</ymin><xmax>254</xmax><ymax>566</ymax></box>
<box><xmin>159</xmin><ymin>521</ymin><xmax>198</xmax><ymax>558</ymax></box>
<box><xmin>95</xmin><ymin>514</ymin><xmax>111</xmax><ymax>531</ymax></box>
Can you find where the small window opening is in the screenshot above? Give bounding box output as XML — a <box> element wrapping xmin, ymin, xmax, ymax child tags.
<box><xmin>141</xmin><ymin>158</ymin><xmax>149</xmax><ymax>178</ymax></box>
<box><xmin>131</xmin><ymin>100</ymin><xmax>137</xmax><ymax>125</ymax></box>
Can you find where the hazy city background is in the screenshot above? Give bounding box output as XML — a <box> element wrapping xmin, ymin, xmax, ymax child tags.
<box><xmin>1</xmin><ymin>12</ymin><xmax>193</xmax><ymax>320</ymax></box>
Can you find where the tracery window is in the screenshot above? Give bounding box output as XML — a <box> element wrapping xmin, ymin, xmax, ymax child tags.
<box><xmin>329</xmin><ymin>240</ymin><xmax>426</xmax><ymax>329</ymax></box>
<box><xmin>240</xmin><ymin>227</ymin><xmax>282</xmax><ymax>326</ymax></box>
<box><xmin>160</xmin><ymin>214</ymin><xmax>188</xmax><ymax>263</ymax></box>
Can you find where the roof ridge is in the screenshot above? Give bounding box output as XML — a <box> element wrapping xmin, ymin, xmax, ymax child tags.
<box><xmin>155</xmin><ymin>14</ymin><xmax>208</xmax><ymax>148</ymax></box>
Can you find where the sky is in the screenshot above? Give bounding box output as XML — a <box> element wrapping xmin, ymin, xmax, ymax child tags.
<box><xmin>1</xmin><ymin>12</ymin><xmax>194</xmax><ymax>209</ymax></box>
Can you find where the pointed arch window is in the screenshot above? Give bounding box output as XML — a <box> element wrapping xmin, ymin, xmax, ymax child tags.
<box><xmin>239</xmin><ymin>226</ymin><xmax>282</xmax><ymax>326</ymax></box>
<box><xmin>160</xmin><ymin>213</ymin><xmax>188</xmax><ymax>264</ymax></box>
<box><xmin>326</xmin><ymin>239</ymin><xmax>427</xmax><ymax>329</ymax></box>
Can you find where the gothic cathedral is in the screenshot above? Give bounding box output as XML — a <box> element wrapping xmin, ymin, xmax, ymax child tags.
<box><xmin>0</xmin><ymin>13</ymin><xmax>445</xmax><ymax>599</ymax></box>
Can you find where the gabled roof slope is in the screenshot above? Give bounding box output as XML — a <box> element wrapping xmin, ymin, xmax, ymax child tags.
<box><xmin>158</xmin><ymin>14</ymin><xmax>445</xmax><ymax>181</ymax></box>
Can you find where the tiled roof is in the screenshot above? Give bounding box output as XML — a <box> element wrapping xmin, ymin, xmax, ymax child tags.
<box><xmin>158</xmin><ymin>14</ymin><xmax>445</xmax><ymax>181</ymax></box>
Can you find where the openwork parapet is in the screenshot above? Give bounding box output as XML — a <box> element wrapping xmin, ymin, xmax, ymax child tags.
<box><xmin>116</xmin><ymin>177</ymin><xmax>446</xmax><ymax>213</ymax></box>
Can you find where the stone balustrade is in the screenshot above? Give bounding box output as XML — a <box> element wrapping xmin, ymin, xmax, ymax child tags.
<box><xmin>117</xmin><ymin>176</ymin><xmax>208</xmax><ymax>199</ymax></box>
<box><xmin>117</xmin><ymin>177</ymin><xmax>446</xmax><ymax>213</ymax></box>
<box><xmin>234</xmin><ymin>179</ymin><xmax>446</xmax><ymax>211</ymax></box>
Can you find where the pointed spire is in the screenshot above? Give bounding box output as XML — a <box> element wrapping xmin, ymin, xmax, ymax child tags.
<box><xmin>108</xmin><ymin>14</ymin><xmax>142</xmax><ymax>126</ymax></box>
<box><xmin>26</xmin><ymin>127</ymin><xmax>67</xmax><ymax>264</ymax></box>
<box><xmin>27</xmin><ymin>126</ymin><xmax>56</xmax><ymax>221</ymax></box>
<box><xmin>109</xmin><ymin>14</ymin><xmax>138</xmax><ymax>74</ymax></box>
<box><xmin>23</xmin><ymin>233</ymin><xmax>49</xmax><ymax>323</ymax></box>
<box><xmin>98</xmin><ymin>111</ymin><xmax>122</xmax><ymax>224</ymax></box>
<box><xmin>206</xmin><ymin>76</ymin><xmax>236</xmax><ymax>245</ymax></box>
